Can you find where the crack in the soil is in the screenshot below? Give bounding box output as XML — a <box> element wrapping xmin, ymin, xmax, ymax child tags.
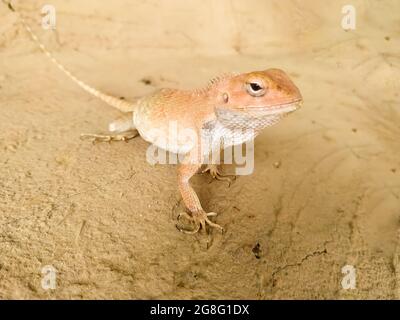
<box><xmin>267</xmin><ymin>244</ymin><xmax>329</xmax><ymax>289</ymax></box>
<box><xmin>266</xmin><ymin>194</ymin><xmax>283</xmax><ymax>239</ymax></box>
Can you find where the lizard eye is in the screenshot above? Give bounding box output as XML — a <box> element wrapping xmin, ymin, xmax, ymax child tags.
<box><xmin>246</xmin><ymin>82</ymin><xmax>266</xmax><ymax>97</ymax></box>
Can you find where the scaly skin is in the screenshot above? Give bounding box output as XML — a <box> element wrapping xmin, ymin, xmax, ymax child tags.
<box><xmin>130</xmin><ymin>70</ymin><xmax>303</xmax><ymax>234</ymax></box>
<box><xmin>7</xmin><ymin>1</ymin><xmax>303</xmax><ymax>234</ymax></box>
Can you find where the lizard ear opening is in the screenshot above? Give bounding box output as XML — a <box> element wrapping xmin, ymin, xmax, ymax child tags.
<box><xmin>222</xmin><ymin>92</ymin><xmax>229</xmax><ymax>103</ymax></box>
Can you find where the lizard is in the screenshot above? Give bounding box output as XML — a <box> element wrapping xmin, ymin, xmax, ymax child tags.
<box><xmin>5</xmin><ymin>1</ymin><xmax>303</xmax><ymax>234</ymax></box>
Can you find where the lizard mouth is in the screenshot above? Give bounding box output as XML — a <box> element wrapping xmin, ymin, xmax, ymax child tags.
<box><xmin>234</xmin><ymin>99</ymin><xmax>303</xmax><ymax>115</ymax></box>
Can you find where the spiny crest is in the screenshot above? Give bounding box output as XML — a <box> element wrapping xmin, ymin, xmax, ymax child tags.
<box><xmin>207</xmin><ymin>72</ymin><xmax>237</xmax><ymax>88</ymax></box>
<box><xmin>194</xmin><ymin>72</ymin><xmax>238</xmax><ymax>95</ymax></box>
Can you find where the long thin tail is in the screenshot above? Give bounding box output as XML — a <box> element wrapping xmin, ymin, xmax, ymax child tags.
<box><xmin>4</xmin><ymin>1</ymin><xmax>136</xmax><ymax>112</ymax></box>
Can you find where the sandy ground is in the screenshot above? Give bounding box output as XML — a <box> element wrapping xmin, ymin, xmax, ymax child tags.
<box><xmin>0</xmin><ymin>0</ymin><xmax>399</xmax><ymax>299</ymax></box>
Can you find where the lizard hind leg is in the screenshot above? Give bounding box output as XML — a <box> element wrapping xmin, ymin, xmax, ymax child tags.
<box><xmin>80</xmin><ymin>113</ymin><xmax>139</xmax><ymax>143</ymax></box>
<box><xmin>108</xmin><ymin>113</ymin><xmax>136</xmax><ymax>133</ymax></box>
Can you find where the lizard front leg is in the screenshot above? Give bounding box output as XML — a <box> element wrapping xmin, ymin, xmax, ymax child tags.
<box><xmin>176</xmin><ymin>161</ymin><xmax>224</xmax><ymax>234</ymax></box>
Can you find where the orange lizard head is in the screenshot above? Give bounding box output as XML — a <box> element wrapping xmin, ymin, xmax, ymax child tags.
<box><xmin>215</xmin><ymin>69</ymin><xmax>302</xmax><ymax>113</ymax></box>
<box><xmin>211</xmin><ymin>69</ymin><xmax>302</xmax><ymax>129</ymax></box>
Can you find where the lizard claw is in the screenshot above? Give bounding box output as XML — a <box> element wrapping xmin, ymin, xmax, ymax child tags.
<box><xmin>202</xmin><ymin>164</ymin><xmax>236</xmax><ymax>186</ymax></box>
<box><xmin>176</xmin><ymin>211</ymin><xmax>224</xmax><ymax>234</ymax></box>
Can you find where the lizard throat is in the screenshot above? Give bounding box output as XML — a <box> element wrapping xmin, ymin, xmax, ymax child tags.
<box><xmin>214</xmin><ymin>107</ymin><xmax>292</xmax><ymax>131</ymax></box>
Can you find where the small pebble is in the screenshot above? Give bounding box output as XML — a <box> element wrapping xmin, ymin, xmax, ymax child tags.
<box><xmin>141</xmin><ymin>78</ymin><xmax>152</xmax><ymax>86</ymax></box>
<box><xmin>273</xmin><ymin>161</ymin><xmax>281</xmax><ymax>169</ymax></box>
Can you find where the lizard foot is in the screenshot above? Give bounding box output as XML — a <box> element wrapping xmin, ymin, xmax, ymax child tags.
<box><xmin>176</xmin><ymin>211</ymin><xmax>224</xmax><ymax>234</ymax></box>
<box><xmin>202</xmin><ymin>164</ymin><xmax>236</xmax><ymax>186</ymax></box>
<box><xmin>80</xmin><ymin>130</ymin><xmax>138</xmax><ymax>144</ymax></box>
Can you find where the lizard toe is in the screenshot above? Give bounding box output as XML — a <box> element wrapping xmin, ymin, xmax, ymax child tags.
<box><xmin>176</xmin><ymin>211</ymin><xmax>224</xmax><ymax>234</ymax></box>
